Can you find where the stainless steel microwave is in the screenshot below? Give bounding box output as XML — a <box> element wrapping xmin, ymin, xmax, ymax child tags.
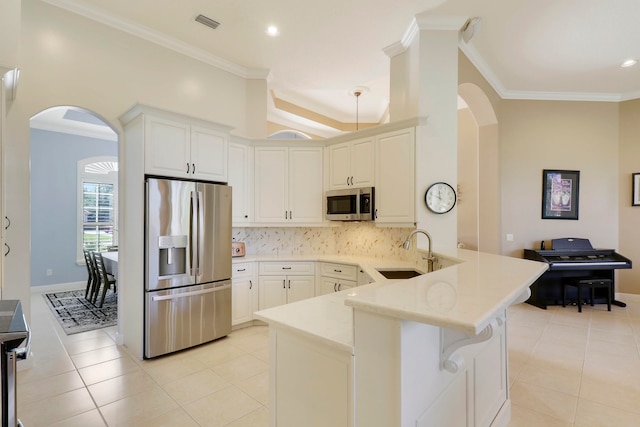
<box><xmin>325</xmin><ymin>187</ymin><xmax>374</xmax><ymax>221</ymax></box>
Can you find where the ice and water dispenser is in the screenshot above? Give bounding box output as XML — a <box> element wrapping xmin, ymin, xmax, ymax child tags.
<box><xmin>158</xmin><ymin>235</ymin><xmax>188</xmax><ymax>277</ymax></box>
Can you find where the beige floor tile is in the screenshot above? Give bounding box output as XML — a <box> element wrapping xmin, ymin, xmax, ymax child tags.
<box><xmin>235</xmin><ymin>371</ymin><xmax>269</xmax><ymax>405</ymax></box>
<box><xmin>212</xmin><ymin>354</ymin><xmax>269</xmax><ymax>384</ymax></box>
<box><xmin>88</xmin><ymin>369</ymin><xmax>159</xmax><ymax>407</ymax></box>
<box><xmin>574</xmin><ymin>398</ymin><xmax>640</xmax><ymax>426</ymax></box>
<box><xmin>510</xmin><ymin>380</ymin><xmax>578</xmax><ymax>423</ymax></box>
<box><xmin>579</xmin><ymin>376</ymin><xmax>640</xmax><ymax>414</ymax></box>
<box><xmin>189</xmin><ymin>337</ymin><xmax>248</xmax><ymax>366</ymax></box>
<box><xmin>225</xmin><ymin>406</ymin><xmax>270</xmax><ymax>427</ymax></box>
<box><xmin>539</xmin><ymin>323</ymin><xmax>589</xmax><ymax>347</ymax></box>
<box><xmin>509</xmin><ymin>402</ymin><xmax>573</xmax><ymax>427</ymax></box>
<box><xmin>99</xmin><ymin>386</ymin><xmax>179</xmax><ymax>426</ymax></box>
<box><xmin>586</xmin><ymin>336</ymin><xmax>640</xmax><ymax>358</ymax></box>
<box><xmin>184</xmin><ymin>385</ymin><xmax>262</xmax><ymax>427</ymax></box>
<box><xmin>517</xmin><ymin>359</ymin><xmax>582</xmax><ymax>396</ymax></box>
<box><xmin>18</xmin><ymin>370</ymin><xmax>85</xmax><ymax>405</ymax></box>
<box><xmin>228</xmin><ymin>331</ymin><xmax>269</xmax><ymax>353</ymax></box>
<box><xmin>64</xmin><ymin>335</ymin><xmax>117</xmax><ymax>356</ymax></box>
<box><xmin>18</xmin><ymin>388</ymin><xmax>96</xmax><ymax>427</ymax></box>
<box><xmin>137</xmin><ymin>407</ymin><xmax>200</xmax><ymax>427</ymax></box>
<box><xmin>140</xmin><ymin>353</ymin><xmax>207</xmax><ymax>385</ymax></box>
<box><xmin>48</xmin><ymin>409</ymin><xmax>107</xmax><ymax>427</ymax></box>
<box><xmin>162</xmin><ymin>368</ymin><xmax>231</xmax><ymax>405</ymax></box>
<box><xmin>71</xmin><ymin>344</ymin><xmax>128</xmax><ymax>369</ymax></box>
<box><xmin>78</xmin><ymin>355</ymin><xmax>141</xmax><ymax>385</ymax></box>
<box><xmin>17</xmin><ymin>353</ymin><xmax>77</xmax><ymax>385</ymax></box>
<box><xmin>252</xmin><ymin>348</ymin><xmax>270</xmax><ymax>363</ymax></box>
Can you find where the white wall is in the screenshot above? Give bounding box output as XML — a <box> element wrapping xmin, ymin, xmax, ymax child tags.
<box><xmin>500</xmin><ymin>100</ymin><xmax>619</xmax><ymax>256</ymax></box>
<box><xmin>5</xmin><ymin>0</ymin><xmax>264</xmax><ymax>319</ymax></box>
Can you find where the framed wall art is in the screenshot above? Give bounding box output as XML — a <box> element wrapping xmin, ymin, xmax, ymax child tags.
<box><xmin>541</xmin><ymin>169</ymin><xmax>580</xmax><ymax>220</ymax></box>
<box><xmin>633</xmin><ymin>173</ymin><xmax>640</xmax><ymax>206</ymax></box>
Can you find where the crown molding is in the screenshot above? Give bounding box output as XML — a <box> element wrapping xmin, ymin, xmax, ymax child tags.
<box><xmin>41</xmin><ymin>0</ymin><xmax>269</xmax><ymax>80</ymax></box>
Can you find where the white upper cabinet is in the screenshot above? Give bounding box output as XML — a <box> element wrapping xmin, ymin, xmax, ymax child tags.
<box><xmin>228</xmin><ymin>142</ymin><xmax>252</xmax><ymax>224</ymax></box>
<box><xmin>143</xmin><ymin>113</ymin><xmax>229</xmax><ymax>182</ymax></box>
<box><xmin>375</xmin><ymin>128</ymin><xmax>415</xmax><ymax>224</ymax></box>
<box><xmin>190</xmin><ymin>126</ymin><xmax>228</xmax><ymax>182</ymax></box>
<box><xmin>254</xmin><ymin>145</ymin><xmax>323</xmax><ymax>224</ymax></box>
<box><xmin>327</xmin><ymin>137</ymin><xmax>374</xmax><ymax>190</ymax></box>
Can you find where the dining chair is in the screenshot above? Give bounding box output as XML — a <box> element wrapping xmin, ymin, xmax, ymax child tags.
<box><xmin>82</xmin><ymin>249</ymin><xmax>97</xmax><ymax>300</ymax></box>
<box><xmin>93</xmin><ymin>252</ymin><xmax>117</xmax><ymax>308</ymax></box>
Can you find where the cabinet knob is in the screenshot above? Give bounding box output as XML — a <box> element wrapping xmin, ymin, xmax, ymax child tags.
<box><xmin>192</xmin><ymin>163</ymin><xmax>196</xmax><ymax>174</ymax></box>
<box><xmin>249</xmin><ymin>280</ymin><xmax>252</xmax><ymax>289</ymax></box>
<box><xmin>282</xmin><ymin>267</ymin><xmax>292</xmax><ymax>270</ymax></box>
<box><xmin>283</xmin><ymin>280</ymin><xmax>286</xmax><ymax>288</ymax></box>
<box><xmin>4</xmin><ymin>216</ymin><xmax>9</xmax><ymax>230</ymax></box>
<box><xmin>334</xmin><ymin>283</ymin><xmax>337</xmax><ymax>292</ymax></box>
<box><xmin>334</xmin><ymin>269</ymin><xmax>342</xmax><ymax>273</ymax></box>
<box><xmin>186</xmin><ymin>163</ymin><xmax>190</xmax><ymax>173</ymax></box>
<box><xmin>4</xmin><ymin>243</ymin><xmax>9</xmax><ymax>257</ymax></box>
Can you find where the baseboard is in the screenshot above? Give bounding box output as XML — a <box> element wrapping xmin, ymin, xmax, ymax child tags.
<box><xmin>31</xmin><ymin>281</ymin><xmax>85</xmax><ymax>294</ymax></box>
<box><xmin>491</xmin><ymin>399</ymin><xmax>511</xmax><ymax>427</ymax></box>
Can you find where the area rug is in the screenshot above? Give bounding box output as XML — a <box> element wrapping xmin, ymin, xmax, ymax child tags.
<box><xmin>43</xmin><ymin>289</ymin><xmax>117</xmax><ymax>335</ymax></box>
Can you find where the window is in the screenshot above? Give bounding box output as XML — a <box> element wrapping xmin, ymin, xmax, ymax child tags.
<box><xmin>77</xmin><ymin>157</ymin><xmax>118</xmax><ymax>261</ymax></box>
<box><xmin>82</xmin><ymin>182</ymin><xmax>114</xmax><ymax>252</ymax></box>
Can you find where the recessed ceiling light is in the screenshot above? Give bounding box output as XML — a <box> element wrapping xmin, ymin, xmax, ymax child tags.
<box><xmin>621</xmin><ymin>59</ymin><xmax>638</xmax><ymax>68</ymax></box>
<box><xmin>266</xmin><ymin>26</ymin><xmax>279</xmax><ymax>36</ymax></box>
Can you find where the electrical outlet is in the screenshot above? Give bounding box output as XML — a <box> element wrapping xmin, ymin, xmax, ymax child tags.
<box><xmin>506</xmin><ymin>234</ymin><xmax>514</xmax><ymax>242</ymax></box>
<box><xmin>46</xmin><ymin>269</ymin><xmax>53</xmax><ymax>276</ymax></box>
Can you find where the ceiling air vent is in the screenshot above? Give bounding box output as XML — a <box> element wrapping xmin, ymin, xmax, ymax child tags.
<box><xmin>195</xmin><ymin>14</ymin><xmax>220</xmax><ymax>30</ymax></box>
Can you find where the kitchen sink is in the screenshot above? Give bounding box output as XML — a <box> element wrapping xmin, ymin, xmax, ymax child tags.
<box><xmin>376</xmin><ymin>269</ymin><xmax>424</xmax><ymax>279</ymax></box>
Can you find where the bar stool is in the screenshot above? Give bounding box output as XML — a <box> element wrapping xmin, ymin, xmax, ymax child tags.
<box><xmin>562</xmin><ymin>277</ymin><xmax>612</xmax><ymax>312</ymax></box>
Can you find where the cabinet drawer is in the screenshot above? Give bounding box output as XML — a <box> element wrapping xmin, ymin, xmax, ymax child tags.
<box><xmin>259</xmin><ymin>261</ymin><xmax>315</xmax><ymax>275</ymax></box>
<box><xmin>320</xmin><ymin>262</ymin><xmax>358</xmax><ymax>281</ymax></box>
<box><xmin>233</xmin><ymin>262</ymin><xmax>254</xmax><ymax>278</ymax></box>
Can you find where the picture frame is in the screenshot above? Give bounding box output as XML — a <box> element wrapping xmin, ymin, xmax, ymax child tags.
<box><xmin>633</xmin><ymin>173</ymin><xmax>640</xmax><ymax>206</ymax></box>
<box><xmin>541</xmin><ymin>169</ymin><xmax>580</xmax><ymax>220</ymax></box>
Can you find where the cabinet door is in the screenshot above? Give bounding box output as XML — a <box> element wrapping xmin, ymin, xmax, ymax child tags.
<box><xmin>145</xmin><ymin>116</ymin><xmax>190</xmax><ymax>178</ymax></box>
<box><xmin>232</xmin><ymin>277</ymin><xmax>254</xmax><ymax>325</ymax></box>
<box><xmin>255</xmin><ymin>147</ymin><xmax>288</xmax><ymax>223</ymax></box>
<box><xmin>259</xmin><ymin>276</ymin><xmax>287</xmax><ymax>309</ymax></box>
<box><xmin>375</xmin><ymin>128</ymin><xmax>415</xmax><ymax>224</ymax></box>
<box><xmin>229</xmin><ymin>143</ymin><xmax>252</xmax><ymax>224</ymax></box>
<box><xmin>320</xmin><ymin>277</ymin><xmax>338</xmax><ymax>295</ymax></box>
<box><xmin>288</xmin><ymin>147</ymin><xmax>323</xmax><ymax>223</ymax></box>
<box><xmin>190</xmin><ymin>126</ymin><xmax>228</xmax><ymax>182</ymax></box>
<box><xmin>328</xmin><ymin>142</ymin><xmax>351</xmax><ymax>190</ymax></box>
<box><xmin>350</xmin><ymin>137</ymin><xmax>374</xmax><ymax>187</ymax></box>
<box><xmin>286</xmin><ymin>276</ymin><xmax>315</xmax><ymax>303</ymax></box>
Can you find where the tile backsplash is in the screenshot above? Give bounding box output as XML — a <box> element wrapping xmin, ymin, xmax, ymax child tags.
<box><xmin>232</xmin><ymin>223</ymin><xmax>416</xmax><ymax>259</ymax></box>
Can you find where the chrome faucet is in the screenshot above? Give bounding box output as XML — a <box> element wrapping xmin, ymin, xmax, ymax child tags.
<box><xmin>402</xmin><ymin>229</ymin><xmax>434</xmax><ymax>265</ymax></box>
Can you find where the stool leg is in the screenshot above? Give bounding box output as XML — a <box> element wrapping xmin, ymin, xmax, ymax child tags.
<box><xmin>562</xmin><ymin>285</ymin><xmax>567</xmax><ymax>307</ymax></box>
<box><xmin>577</xmin><ymin>285</ymin><xmax>582</xmax><ymax>313</ymax></box>
<box><xmin>607</xmin><ymin>284</ymin><xmax>612</xmax><ymax>311</ymax></box>
<box><xmin>590</xmin><ymin>285</ymin><xmax>595</xmax><ymax>307</ymax></box>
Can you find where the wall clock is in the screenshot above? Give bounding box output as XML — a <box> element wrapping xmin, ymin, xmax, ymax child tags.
<box><xmin>425</xmin><ymin>182</ymin><xmax>456</xmax><ymax>214</ymax></box>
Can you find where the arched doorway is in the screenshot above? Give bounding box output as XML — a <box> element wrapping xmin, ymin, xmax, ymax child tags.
<box><xmin>29</xmin><ymin>106</ymin><xmax>119</xmax><ymax>319</ymax></box>
<box><xmin>457</xmin><ymin>84</ymin><xmax>500</xmax><ymax>254</ymax></box>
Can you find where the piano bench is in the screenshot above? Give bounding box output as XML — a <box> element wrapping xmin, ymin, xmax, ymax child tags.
<box><xmin>562</xmin><ymin>278</ymin><xmax>612</xmax><ymax>313</ymax></box>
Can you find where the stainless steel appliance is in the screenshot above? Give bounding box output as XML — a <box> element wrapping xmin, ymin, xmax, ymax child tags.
<box><xmin>0</xmin><ymin>300</ymin><xmax>30</xmax><ymax>427</ymax></box>
<box><xmin>145</xmin><ymin>177</ymin><xmax>232</xmax><ymax>358</ymax></box>
<box><xmin>325</xmin><ymin>187</ymin><xmax>374</xmax><ymax>221</ymax></box>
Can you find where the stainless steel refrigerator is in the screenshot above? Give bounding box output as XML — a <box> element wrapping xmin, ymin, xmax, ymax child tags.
<box><xmin>144</xmin><ymin>177</ymin><xmax>232</xmax><ymax>358</ymax></box>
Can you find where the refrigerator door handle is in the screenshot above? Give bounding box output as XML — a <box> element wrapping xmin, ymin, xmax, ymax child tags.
<box><xmin>189</xmin><ymin>191</ymin><xmax>199</xmax><ymax>276</ymax></box>
<box><xmin>151</xmin><ymin>284</ymin><xmax>231</xmax><ymax>302</ymax></box>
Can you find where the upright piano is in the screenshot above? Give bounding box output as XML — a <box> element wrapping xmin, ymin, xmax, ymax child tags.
<box><xmin>523</xmin><ymin>238</ymin><xmax>632</xmax><ymax>309</ymax></box>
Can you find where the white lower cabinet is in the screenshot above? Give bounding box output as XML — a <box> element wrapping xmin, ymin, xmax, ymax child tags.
<box><xmin>258</xmin><ymin>262</ymin><xmax>315</xmax><ymax>310</ymax></box>
<box><xmin>232</xmin><ymin>262</ymin><xmax>256</xmax><ymax>325</ymax></box>
<box><xmin>319</xmin><ymin>262</ymin><xmax>358</xmax><ymax>295</ymax></box>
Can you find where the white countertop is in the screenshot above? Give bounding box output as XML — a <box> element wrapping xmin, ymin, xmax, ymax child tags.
<box><xmin>253</xmin><ymin>249</ymin><xmax>548</xmax><ymax>352</ymax></box>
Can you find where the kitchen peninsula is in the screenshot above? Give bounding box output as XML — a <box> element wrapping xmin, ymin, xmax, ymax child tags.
<box><xmin>255</xmin><ymin>249</ymin><xmax>548</xmax><ymax>427</ymax></box>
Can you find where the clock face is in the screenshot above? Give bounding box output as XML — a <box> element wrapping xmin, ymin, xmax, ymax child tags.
<box><xmin>425</xmin><ymin>182</ymin><xmax>456</xmax><ymax>214</ymax></box>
